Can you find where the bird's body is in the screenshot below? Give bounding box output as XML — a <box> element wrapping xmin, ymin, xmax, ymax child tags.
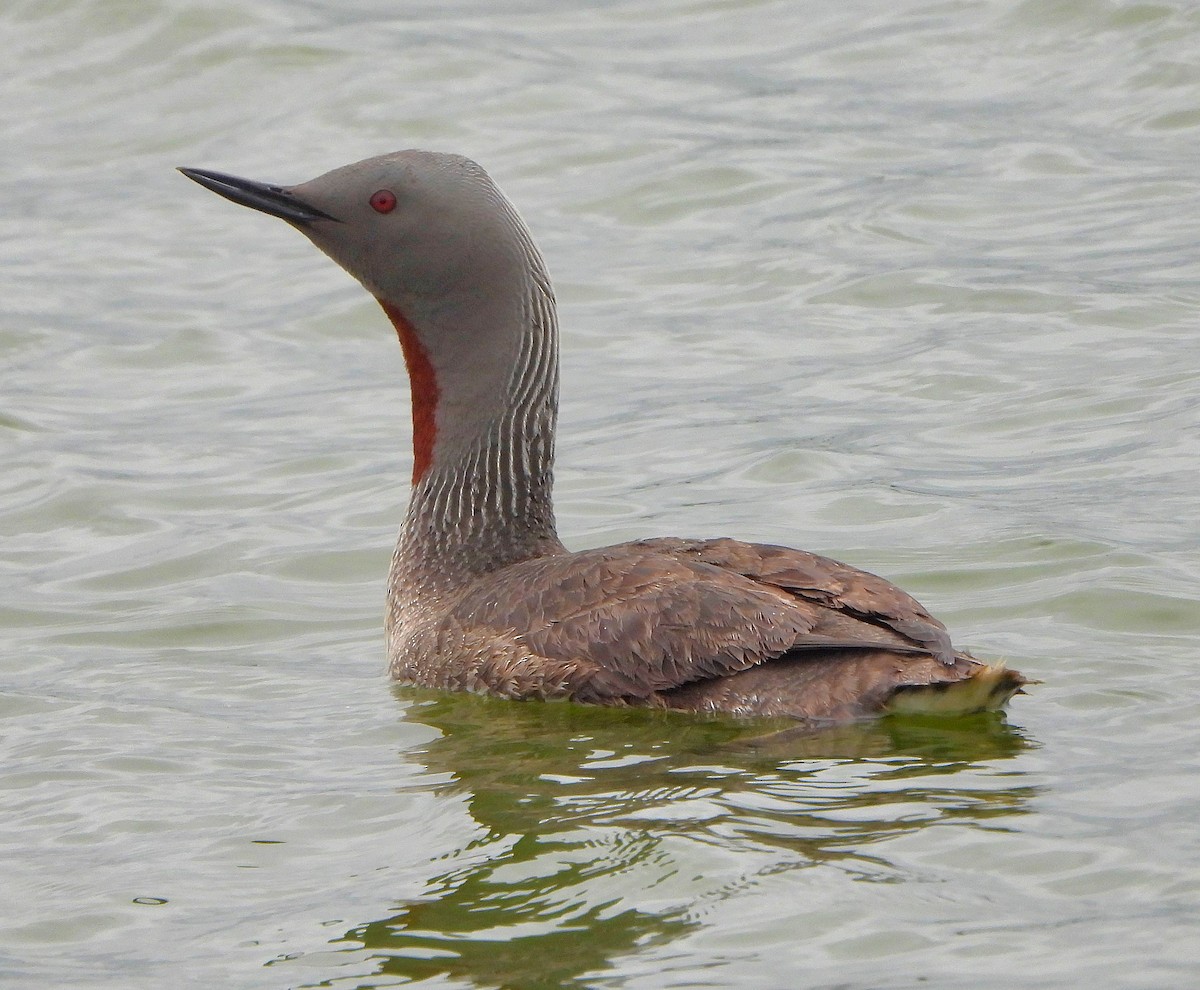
<box><xmin>181</xmin><ymin>150</ymin><xmax>1027</xmax><ymax>723</ymax></box>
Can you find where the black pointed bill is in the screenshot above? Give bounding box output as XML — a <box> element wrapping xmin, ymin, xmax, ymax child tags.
<box><xmin>178</xmin><ymin>167</ymin><xmax>339</xmax><ymax>224</ymax></box>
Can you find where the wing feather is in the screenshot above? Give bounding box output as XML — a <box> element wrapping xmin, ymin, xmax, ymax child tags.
<box><xmin>395</xmin><ymin>537</ymin><xmax>959</xmax><ymax>703</ymax></box>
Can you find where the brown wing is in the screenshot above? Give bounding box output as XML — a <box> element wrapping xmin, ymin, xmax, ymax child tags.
<box><xmin>423</xmin><ymin>537</ymin><xmax>957</xmax><ymax>705</ymax></box>
<box><xmin>636</xmin><ymin>537</ymin><xmax>956</xmax><ymax>664</ymax></box>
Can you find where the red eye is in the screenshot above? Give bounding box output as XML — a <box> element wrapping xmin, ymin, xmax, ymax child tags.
<box><xmin>369</xmin><ymin>189</ymin><xmax>397</xmax><ymax>214</ymax></box>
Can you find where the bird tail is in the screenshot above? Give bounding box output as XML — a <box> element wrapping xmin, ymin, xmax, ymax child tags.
<box><xmin>886</xmin><ymin>659</ymin><xmax>1029</xmax><ymax>717</ymax></box>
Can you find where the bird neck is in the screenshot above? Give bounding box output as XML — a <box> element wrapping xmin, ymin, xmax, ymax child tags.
<box><xmin>378</xmin><ymin>280</ymin><xmax>565</xmax><ymax>601</ymax></box>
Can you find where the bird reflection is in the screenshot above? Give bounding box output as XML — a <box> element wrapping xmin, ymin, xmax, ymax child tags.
<box><xmin>298</xmin><ymin>694</ymin><xmax>1036</xmax><ymax>989</ymax></box>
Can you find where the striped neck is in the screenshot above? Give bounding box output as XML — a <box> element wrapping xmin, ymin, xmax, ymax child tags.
<box><xmin>381</xmin><ymin>263</ymin><xmax>566</xmax><ymax>602</ymax></box>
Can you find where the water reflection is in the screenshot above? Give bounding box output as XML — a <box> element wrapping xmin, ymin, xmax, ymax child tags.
<box><xmin>306</xmin><ymin>695</ymin><xmax>1036</xmax><ymax>988</ymax></box>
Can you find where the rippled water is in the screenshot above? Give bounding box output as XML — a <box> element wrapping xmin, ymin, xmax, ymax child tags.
<box><xmin>4</xmin><ymin>1</ymin><xmax>1200</xmax><ymax>987</ymax></box>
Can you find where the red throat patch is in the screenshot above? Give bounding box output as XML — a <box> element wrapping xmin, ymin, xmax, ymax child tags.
<box><xmin>376</xmin><ymin>299</ymin><xmax>439</xmax><ymax>485</ymax></box>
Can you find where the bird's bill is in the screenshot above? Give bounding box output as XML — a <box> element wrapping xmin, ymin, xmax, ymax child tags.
<box><xmin>178</xmin><ymin>167</ymin><xmax>338</xmax><ymax>225</ymax></box>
